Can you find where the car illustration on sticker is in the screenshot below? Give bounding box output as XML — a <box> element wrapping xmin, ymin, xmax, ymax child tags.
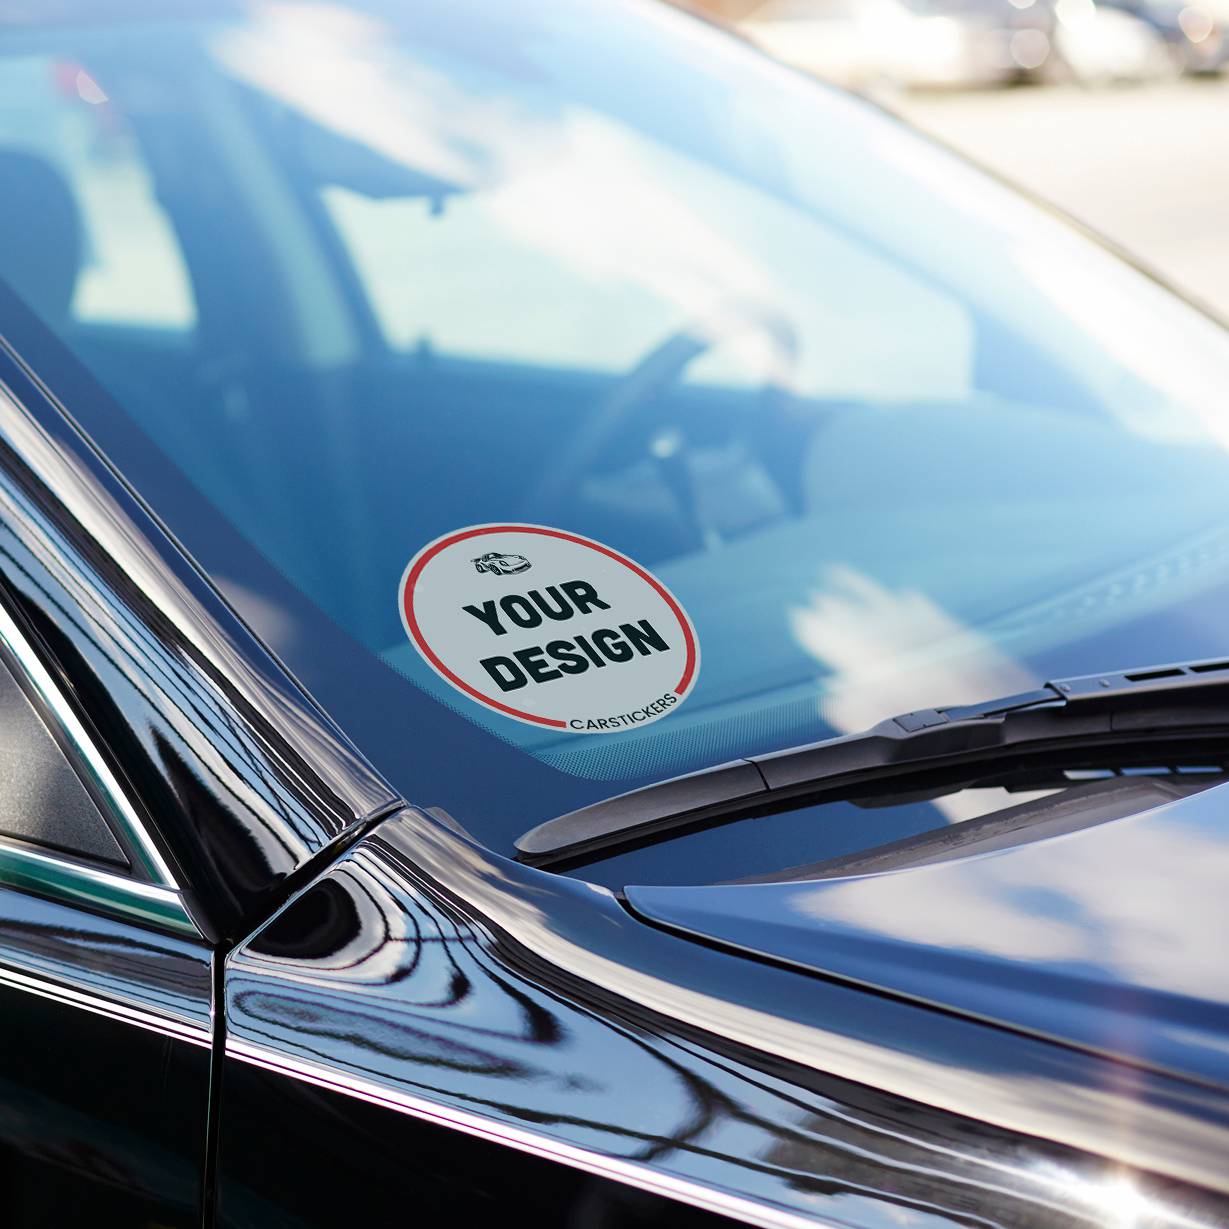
<box><xmin>472</xmin><ymin>551</ymin><xmax>532</xmax><ymax>575</ymax></box>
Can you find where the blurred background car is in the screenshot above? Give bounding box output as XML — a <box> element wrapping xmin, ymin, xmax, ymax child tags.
<box><xmin>739</xmin><ymin>0</ymin><xmax>1053</xmax><ymax>91</ymax></box>
<box><xmin>1099</xmin><ymin>0</ymin><xmax>1229</xmax><ymax>72</ymax></box>
<box><xmin>1048</xmin><ymin>0</ymin><xmax>1179</xmax><ymax>82</ymax></box>
<box><xmin>739</xmin><ymin>0</ymin><xmax>1178</xmax><ymax>87</ymax></box>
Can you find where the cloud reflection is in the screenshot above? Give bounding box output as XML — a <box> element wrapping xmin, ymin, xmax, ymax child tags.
<box><xmin>788</xmin><ymin>562</ymin><xmax>1033</xmax><ymax>723</ymax></box>
<box><xmin>213</xmin><ymin>1</ymin><xmax>791</xmax><ymax>380</ymax></box>
<box><xmin>795</xmin><ymin>788</ymin><xmax>1229</xmax><ymax>1001</ymax></box>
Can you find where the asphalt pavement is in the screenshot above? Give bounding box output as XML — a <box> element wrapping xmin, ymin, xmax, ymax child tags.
<box><xmin>897</xmin><ymin>80</ymin><xmax>1229</xmax><ymax>321</ymax></box>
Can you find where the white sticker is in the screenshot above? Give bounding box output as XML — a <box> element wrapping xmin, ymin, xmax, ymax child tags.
<box><xmin>399</xmin><ymin>524</ymin><xmax>699</xmax><ymax>734</ymax></box>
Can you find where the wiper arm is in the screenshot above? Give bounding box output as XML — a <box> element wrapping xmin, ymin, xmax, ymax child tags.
<box><xmin>515</xmin><ymin>656</ymin><xmax>1229</xmax><ymax>868</ymax></box>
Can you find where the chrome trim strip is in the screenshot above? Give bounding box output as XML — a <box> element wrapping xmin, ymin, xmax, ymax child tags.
<box><xmin>0</xmin><ymin>837</ymin><xmax>179</xmax><ymax>902</ymax></box>
<box><xmin>0</xmin><ymin>592</ymin><xmax>179</xmax><ymax>888</ymax></box>
<box><xmin>0</xmin><ymin>837</ymin><xmax>196</xmax><ymax>935</ymax></box>
<box><xmin>227</xmin><ymin>1039</ymin><xmax>840</xmax><ymax>1229</ymax></box>
<box><xmin>0</xmin><ymin>960</ymin><xmax>211</xmax><ymax>1047</ymax></box>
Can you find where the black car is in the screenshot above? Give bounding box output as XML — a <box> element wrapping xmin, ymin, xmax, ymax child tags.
<box><xmin>1</xmin><ymin>1</ymin><xmax>1229</xmax><ymax>1226</ymax></box>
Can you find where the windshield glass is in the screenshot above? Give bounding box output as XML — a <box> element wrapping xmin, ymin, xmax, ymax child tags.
<box><xmin>4</xmin><ymin>0</ymin><xmax>1229</xmax><ymax>867</ymax></box>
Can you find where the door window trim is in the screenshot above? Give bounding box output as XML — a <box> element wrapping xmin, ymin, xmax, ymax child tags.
<box><xmin>0</xmin><ymin>592</ymin><xmax>197</xmax><ymax>936</ymax></box>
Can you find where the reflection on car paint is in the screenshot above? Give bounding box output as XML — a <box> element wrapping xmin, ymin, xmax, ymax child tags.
<box><xmin>224</xmin><ymin>808</ymin><xmax>1227</xmax><ymax>1225</ymax></box>
<box><xmin>0</xmin><ymin>877</ymin><xmax>211</xmax><ymax>1222</ymax></box>
<box><xmin>0</xmin><ymin>371</ymin><xmax>397</xmax><ymax>939</ymax></box>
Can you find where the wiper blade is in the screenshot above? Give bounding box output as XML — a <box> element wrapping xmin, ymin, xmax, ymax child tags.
<box><xmin>515</xmin><ymin>656</ymin><xmax>1229</xmax><ymax>868</ymax></box>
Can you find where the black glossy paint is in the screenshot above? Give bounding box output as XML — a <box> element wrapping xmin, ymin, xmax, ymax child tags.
<box><xmin>627</xmin><ymin>781</ymin><xmax>1229</xmax><ymax>1092</ymax></box>
<box><xmin>220</xmin><ymin>808</ymin><xmax>1229</xmax><ymax>1226</ymax></box>
<box><xmin>218</xmin><ymin>1068</ymin><xmax>749</xmax><ymax>1229</ymax></box>
<box><xmin>0</xmin><ymin>880</ymin><xmax>211</xmax><ymax>1224</ymax></box>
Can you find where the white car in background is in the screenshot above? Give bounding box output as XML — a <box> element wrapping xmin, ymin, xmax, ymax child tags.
<box><xmin>1052</xmin><ymin>0</ymin><xmax>1180</xmax><ymax>81</ymax></box>
<box><xmin>740</xmin><ymin>0</ymin><xmax>1175</xmax><ymax>88</ymax></box>
<box><xmin>740</xmin><ymin>0</ymin><xmax>1035</xmax><ymax>90</ymax></box>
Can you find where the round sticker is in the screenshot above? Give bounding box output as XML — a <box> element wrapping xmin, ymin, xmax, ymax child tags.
<box><xmin>399</xmin><ymin>524</ymin><xmax>699</xmax><ymax>734</ymax></box>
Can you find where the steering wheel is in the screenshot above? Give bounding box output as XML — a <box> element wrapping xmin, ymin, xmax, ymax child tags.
<box><xmin>522</xmin><ymin>304</ymin><xmax>799</xmax><ymax>525</ymax></box>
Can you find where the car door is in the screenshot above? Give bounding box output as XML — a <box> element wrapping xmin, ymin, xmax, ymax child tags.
<box><xmin>0</xmin><ymin>577</ymin><xmax>212</xmax><ymax>1225</ymax></box>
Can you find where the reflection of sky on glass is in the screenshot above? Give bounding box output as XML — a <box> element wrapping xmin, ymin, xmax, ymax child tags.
<box><xmin>0</xmin><ymin>58</ymin><xmax>195</xmax><ymax>328</ymax></box>
<box><xmin>787</xmin><ymin>564</ymin><xmax>1035</xmax><ymax>733</ymax></box>
<box><xmin>218</xmin><ymin>4</ymin><xmax>970</xmax><ymax>397</ymax></box>
<box><xmin>792</xmin><ymin>784</ymin><xmax>1229</xmax><ymax>1000</ymax></box>
<box><xmin>194</xmin><ymin>0</ymin><xmax>1229</xmax><ymax>785</ymax></box>
<box><xmin>847</xmin><ymin>99</ymin><xmax>1229</xmax><ymax>452</ymax></box>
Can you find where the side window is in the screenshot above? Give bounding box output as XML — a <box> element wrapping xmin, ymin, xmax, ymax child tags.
<box><xmin>0</xmin><ymin>55</ymin><xmax>195</xmax><ymax>333</ymax></box>
<box><xmin>0</xmin><ymin>646</ymin><xmax>127</xmax><ymax>867</ymax></box>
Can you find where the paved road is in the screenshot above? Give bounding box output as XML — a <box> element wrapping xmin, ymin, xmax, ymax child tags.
<box><xmin>897</xmin><ymin>81</ymin><xmax>1229</xmax><ymax>320</ymax></box>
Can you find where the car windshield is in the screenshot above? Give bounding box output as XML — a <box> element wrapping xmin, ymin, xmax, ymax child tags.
<box><xmin>4</xmin><ymin>0</ymin><xmax>1229</xmax><ymax>868</ymax></box>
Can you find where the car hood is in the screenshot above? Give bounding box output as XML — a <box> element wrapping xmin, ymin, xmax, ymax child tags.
<box><xmin>626</xmin><ymin>781</ymin><xmax>1229</xmax><ymax>1090</ymax></box>
<box><xmin>225</xmin><ymin>806</ymin><xmax>1229</xmax><ymax>1197</ymax></box>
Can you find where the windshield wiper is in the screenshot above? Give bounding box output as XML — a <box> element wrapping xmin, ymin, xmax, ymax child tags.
<box><xmin>514</xmin><ymin>656</ymin><xmax>1229</xmax><ymax>868</ymax></box>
